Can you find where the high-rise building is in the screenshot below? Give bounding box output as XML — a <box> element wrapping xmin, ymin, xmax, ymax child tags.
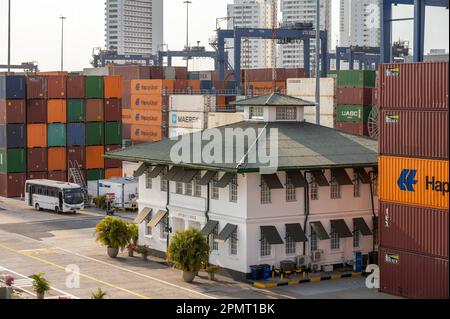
<box><xmin>227</xmin><ymin>0</ymin><xmax>276</xmax><ymax>69</ymax></box>
<box><xmin>339</xmin><ymin>0</ymin><xmax>381</xmax><ymax>47</ymax></box>
<box><xmin>279</xmin><ymin>0</ymin><xmax>332</xmax><ymax>69</ymax></box>
<box><xmin>105</xmin><ymin>0</ymin><xmax>164</xmax><ymax>56</ymax></box>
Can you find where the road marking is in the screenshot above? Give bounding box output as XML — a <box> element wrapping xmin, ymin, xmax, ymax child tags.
<box><xmin>19</xmin><ymin>248</ymin><xmax>62</xmax><ymax>255</ymax></box>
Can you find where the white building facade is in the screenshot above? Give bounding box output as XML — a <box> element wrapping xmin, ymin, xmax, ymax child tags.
<box><xmin>105</xmin><ymin>0</ymin><xmax>164</xmax><ymax>55</ymax></box>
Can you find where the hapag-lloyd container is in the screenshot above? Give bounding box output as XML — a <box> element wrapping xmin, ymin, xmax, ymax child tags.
<box><xmin>0</xmin><ymin>172</ymin><xmax>26</xmax><ymax>197</ymax></box>
<box><xmin>379</xmin><ymin>156</ymin><xmax>449</xmax><ymax>209</ymax></box>
<box><xmin>380</xmin><ymin>110</ymin><xmax>448</xmax><ymax>159</ymax></box>
<box><xmin>27</xmin><ymin>148</ymin><xmax>47</xmax><ymax>172</ymax></box>
<box><xmin>131</xmin><ymin>80</ymin><xmax>174</xmax><ymax>95</ymax></box>
<box><xmin>129</xmin><ymin>109</ymin><xmax>165</xmax><ymax>126</ymax></box>
<box><xmin>26</xmin><ymin>76</ymin><xmax>47</xmax><ymax>99</ymax></box>
<box><xmin>336</xmin><ymin>87</ymin><xmax>374</xmax><ymax>105</ymax></box>
<box><xmin>378</xmin><ymin>62</ymin><xmax>448</xmax><ymax>110</ymax></box>
<box><xmin>130</xmin><ymin>125</ymin><xmax>164</xmax><ymax>143</ymax></box>
<box><xmin>66</xmin><ymin>76</ymin><xmax>85</xmax><ymax>99</ymax></box>
<box><xmin>131</xmin><ymin>95</ymin><xmax>164</xmax><ymax>111</ymax></box>
<box><xmin>379</xmin><ymin>247</ymin><xmax>449</xmax><ymax>299</ymax></box>
<box><xmin>47</xmin><ymin>76</ymin><xmax>67</xmax><ymax>99</ymax></box>
<box><xmin>379</xmin><ymin>201</ymin><xmax>448</xmax><ymax>258</ymax></box>
<box><xmin>27</xmin><ymin>100</ymin><xmax>47</xmax><ymax>123</ymax></box>
<box><xmin>0</xmin><ymin>100</ymin><xmax>26</xmax><ymax>123</ymax></box>
<box><xmin>170</xmin><ymin>95</ymin><xmax>216</xmax><ymax>112</ymax></box>
<box><xmin>169</xmin><ymin>111</ymin><xmax>207</xmax><ymax>129</ymax></box>
<box><xmin>0</xmin><ymin>124</ymin><xmax>25</xmax><ymax>148</ymax></box>
<box><xmin>0</xmin><ymin>75</ymin><xmax>26</xmax><ymax>99</ymax></box>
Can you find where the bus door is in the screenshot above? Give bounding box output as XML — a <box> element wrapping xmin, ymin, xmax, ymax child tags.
<box><xmin>28</xmin><ymin>184</ymin><xmax>33</xmax><ymax>206</ymax></box>
<box><xmin>58</xmin><ymin>191</ymin><xmax>63</xmax><ymax>211</ymax></box>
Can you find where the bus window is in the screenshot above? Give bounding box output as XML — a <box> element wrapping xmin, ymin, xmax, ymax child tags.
<box><xmin>63</xmin><ymin>189</ymin><xmax>84</xmax><ymax>205</ymax></box>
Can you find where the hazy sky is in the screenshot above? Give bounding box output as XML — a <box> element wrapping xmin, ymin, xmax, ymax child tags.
<box><xmin>0</xmin><ymin>0</ymin><xmax>448</xmax><ymax>71</ymax></box>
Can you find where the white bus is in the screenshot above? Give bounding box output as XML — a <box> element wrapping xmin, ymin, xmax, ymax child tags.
<box><xmin>25</xmin><ymin>179</ymin><xmax>84</xmax><ymax>214</ymax></box>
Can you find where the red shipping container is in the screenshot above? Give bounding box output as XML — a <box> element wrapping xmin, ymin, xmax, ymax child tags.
<box><xmin>378</xmin><ymin>62</ymin><xmax>448</xmax><ymax>110</ymax></box>
<box><xmin>0</xmin><ymin>172</ymin><xmax>26</xmax><ymax>197</ymax></box>
<box><xmin>86</xmin><ymin>100</ymin><xmax>104</xmax><ymax>122</ymax></box>
<box><xmin>27</xmin><ymin>148</ymin><xmax>47</xmax><ymax>172</ymax></box>
<box><xmin>379</xmin><ymin>202</ymin><xmax>448</xmax><ymax>258</ymax></box>
<box><xmin>104</xmin><ymin>99</ymin><xmax>122</xmax><ymax>122</ymax></box>
<box><xmin>67</xmin><ymin>76</ymin><xmax>85</xmax><ymax>99</ymax></box>
<box><xmin>150</xmin><ymin>66</ymin><xmax>164</xmax><ymax>79</ymax></box>
<box><xmin>104</xmin><ymin>145</ymin><xmax>122</xmax><ymax>168</ymax></box>
<box><xmin>26</xmin><ymin>76</ymin><xmax>47</xmax><ymax>99</ymax></box>
<box><xmin>335</xmin><ymin>121</ymin><xmax>368</xmax><ymax>136</ymax></box>
<box><xmin>48</xmin><ymin>171</ymin><xmax>67</xmax><ymax>182</ymax></box>
<box><xmin>174</xmin><ymin>67</ymin><xmax>188</xmax><ymax>80</ymax></box>
<box><xmin>0</xmin><ymin>100</ymin><xmax>26</xmax><ymax>124</ymax></box>
<box><xmin>28</xmin><ymin>172</ymin><xmax>48</xmax><ymax>180</ymax></box>
<box><xmin>284</xmin><ymin>68</ymin><xmax>306</xmax><ymax>79</ymax></box>
<box><xmin>379</xmin><ymin>247</ymin><xmax>449</xmax><ymax>299</ymax></box>
<box><xmin>174</xmin><ymin>80</ymin><xmax>188</xmax><ymax>91</ymax></box>
<box><xmin>336</xmin><ymin>87</ymin><xmax>374</xmax><ymax>105</ymax></box>
<box><xmin>380</xmin><ymin>110</ymin><xmax>448</xmax><ymax>159</ymax></box>
<box><xmin>212</xmin><ymin>80</ymin><xmax>226</xmax><ymax>90</ymax></box>
<box><xmin>68</xmin><ymin>147</ymin><xmax>85</xmax><ymax>169</ymax></box>
<box><xmin>109</xmin><ymin>65</ymin><xmax>150</xmax><ymax>81</ymax></box>
<box><xmin>47</xmin><ymin>76</ymin><xmax>67</xmax><ymax>99</ymax></box>
<box><xmin>27</xmin><ymin>100</ymin><xmax>47</xmax><ymax>123</ymax></box>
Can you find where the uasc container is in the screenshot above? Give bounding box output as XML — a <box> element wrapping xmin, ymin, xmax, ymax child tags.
<box><xmin>0</xmin><ymin>124</ymin><xmax>26</xmax><ymax>148</ymax></box>
<box><xmin>48</xmin><ymin>147</ymin><xmax>67</xmax><ymax>171</ymax></box>
<box><xmin>27</xmin><ymin>124</ymin><xmax>47</xmax><ymax>148</ymax></box>
<box><xmin>27</xmin><ymin>148</ymin><xmax>47</xmax><ymax>172</ymax></box>
<box><xmin>0</xmin><ymin>100</ymin><xmax>26</xmax><ymax>123</ymax></box>
<box><xmin>47</xmin><ymin>76</ymin><xmax>67</xmax><ymax>99</ymax></box>
<box><xmin>336</xmin><ymin>105</ymin><xmax>372</xmax><ymax>123</ymax></box>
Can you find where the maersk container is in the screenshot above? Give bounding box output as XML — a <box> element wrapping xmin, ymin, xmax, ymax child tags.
<box><xmin>67</xmin><ymin>123</ymin><xmax>86</xmax><ymax>147</ymax></box>
<box><xmin>0</xmin><ymin>148</ymin><xmax>26</xmax><ymax>173</ymax></box>
<box><xmin>86</xmin><ymin>122</ymin><xmax>104</xmax><ymax>146</ymax></box>
<box><xmin>47</xmin><ymin>124</ymin><xmax>66</xmax><ymax>147</ymax></box>
<box><xmin>378</xmin><ymin>62</ymin><xmax>448</xmax><ymax>110</ymax></box>
<box><xmin>0</xmin><ymin>99</ymin><xmax>26</xmax><ymax>124</ymax></box>
<box><xmin>67</xmin><ymin>100</ymin><xmax>85</xmax><ymax>122</ymax></box>
<box><xmin>380</xmin><ymin>110</ymin><xmax>448</xmax><ymax>159</ymax></box>
<box><xmin>27</xmin><ymin>148</ymin><xmax>47</xmax><ymax>172</ymax></box>
<box><xmin>0</xmin><ymin>124</ymin><xmax>25</xmax><ymax>148</ymax></box>
<box><xmin>26</xmin><ymin>76</ymin><xmax>47</xmax><ymax>99</ymax></box>
<box><xmin>105</xmin><ymin>122</ymin><xmax>122</xmax><ymax>145</ymax></box>
<box><xmin>379</xmin><ymin>247</ymin><xmax>449</xmax><ymax>299</ymax></box>
<box><xmin>0</xmin><ymin>75</ymin><xmax>26</xmax><ymax>99</ymax></box>
<box><xmin>336</xmin><ymin>105</ymin><xmax>372</xmax><ymax>123</ymax></box>
<box><xmin>85</xmin><ymin>76</ymin><xmax>104</xmax><ymax>99</ymax></box>
<box><xmin>336</xmin><ymin>70</ymin><xmax>377</xmax><ymax>88</ymax></box>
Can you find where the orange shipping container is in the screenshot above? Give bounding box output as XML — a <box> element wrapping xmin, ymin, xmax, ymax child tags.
<box><xmin>27</xmin><ymin>124</ymin><xmax>47</xmax><ymax>148</ymax></box>
<box><xmin>130</xmin><ymin>125</ymin><xmax>163</xmax><ymax>143</ymax></box>
<box><xmin>130</xmin><ymin>109</ymin><xmax>163</xmax><ymax>126</ymax></box>
<box><xmin>187</xmin><ymin>80</ymin><xmax>201</xmax><ymax>91</ymax></box>
<box><xmin>131</xmin><ymin>80</ymin><xmax>174</xmax><ymax>95</ymax></box>
<box><xmin>47</xmin><ymin>100</ymin><xmax>67</xmax><ymax>123</ymax></box>
<box><xmin>122</xmin><ymin>109</ymin><xmax>132</xmax><ymax>125</ymax></box>
<box><xmin>104</xmin><ymin>76</ymin><xmax>122</xmax><ymax>98</ymax></box>
<box><xmin>246</xmin><ymin>81</ymin><xmax>286</xmax><ymax>95</ymax></box>
<box><xmin>131</xmin><ymin>94</ymin><xmax>163</xmax><ymax>111</ymax></box>
<box><xmin>379</xmin><ymin>156</ymin><xmax>449</xmax><ymax>209</ymax></box>
<box><xmin>86</xmin><ymin>146</ymin><xmax>105</xmax><ymax>169</ymax></box>
<box><xmin>105</xmin><ymin>168</ymin><xmax>123</xmax><ymax>179</ymax></box>
<box><xmin>48</xmin><ymin>147</ymin><xmax>67</xmax><ymax>171</ymax></box>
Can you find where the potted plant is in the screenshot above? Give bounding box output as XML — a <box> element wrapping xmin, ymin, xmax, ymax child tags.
<box><xmin>127</xmin><ymin>223</ymin><xmax>139</xmax><ymax>257</ymax></box>
<box><xmin>91</xmin><ymin>288</ymin><xmax>107</xmax><ymax>299</ymax></box>
<box><xmin>3</xmin><ymin>275</ymin><xmax>14</xmax><ymax>286</ymax></box>
<box><xmin>136</xmin><ymin>245</ymin><xmax>150</xmax><ymax>260</ymax></box>
<box><xmin>29</xmin><ymin>273</ymin><xmax>50</xmax><ymax>299</ymax></box>
<box><xmin>95</xmin><ymin>217</ymin><xmax>131</xmax><ymax>258</ymax></box>
<box><xmin>203</xmin><ymin>263</ymin><xmax>221</xmax><ymax>281</ymax></box>
<box><xmin>167</xmin><ymin>229</ymin><xmax>210</xmax><ymax>283</ymax></box>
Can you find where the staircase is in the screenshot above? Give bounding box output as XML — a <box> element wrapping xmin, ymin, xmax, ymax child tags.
<box><xmin>68</xmin><ymin>160</ymin><xmax>90</xmax><ymax>207</ymax></box>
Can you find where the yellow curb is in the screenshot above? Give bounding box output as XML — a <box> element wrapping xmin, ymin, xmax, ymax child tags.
<box><xmin>331</xmin><ymin>274</ymin><xmax>342</xmax><ymax>280</ymax></box>
<box><xmin>288</xmin><ymin>280</ymin><xmax>299</xmax><ymax>285</ymax></box>
<box><xmin>310</xmin><ymin>277</ymin><xmax>321</xmax><ymax>283</ymax></box>
<box><xmin>352</xmin><ymin>272</ymin><xmax>362</xmax><ymax>277</ymax></box>
<box><xmin>253</xmin><ymin>282</ymin><xmax>277</xmax><ymax>289</ymax></box>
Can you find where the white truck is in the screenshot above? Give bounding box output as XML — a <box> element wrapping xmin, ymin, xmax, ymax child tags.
<box><xmin>88</xmin><ymin>177</ymin><xmax>138</xmax><ymax>211</ymax></box>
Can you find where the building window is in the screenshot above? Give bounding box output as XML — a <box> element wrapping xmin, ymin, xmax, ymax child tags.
<box><xmin>261</xmin><ymin>178</ymin><xmax>271</xmax><ymax>204</ymax></box>
<box><xmin>310</xmin><ymin>229</ymin><xmax>318</xmax><ymax>251</ymax></box>
<box><xmin>193</xmin><ymin>175</ymin><xmax>201</xmax><ymax>197</ymax></box>
<box><xmin>353</xmin><ymin>225</ymin><xmax>360</xmax><ymax>248</ymax></box>
<box><xmin>330</xmin><ymin>227</ymin><xmax>340</xmax><ymax>250</ymax></box>
<box><xmin>286</xmin><ymin>176</ymin><xmax>296</xmax><ymax>202</ymax></box>
<box><xmin>211</xmin><ymin>175</ymin><xmax>219</xmax><ymax>200</ymax></box>
<box><xmin>276</xmin><ymin>107</ymin><xmax>297</xmax><ymax>120</ymax></box>
<box><xmin>160</xmin><ymin>168</ymin><xmax>168</xmax><ymax>192</ymax></box>
<box><xmin>229</xmin><ymin>230</ymin><xmax>238</xmax><ymax>255</ymax></box>
<box><xmin>285</xmin><ymin>234</ymin><xmax>296</xmax><ymax>255</ymax></box>
<box><xmin>260</xmin><ymin>230</ymin><xmax>271</xmax><ymax>257</ymax></box>
<box><xmin>330</xmin><ymin>174</ymin><xmax>341</xmax><ymax>199</ymax></box>
<box><xmin>353</xmin><ymin>174</ymin><xmax>361</xmax><ymax>198</ymax></box>
<box><xmin>210</xmin><ymin>225</ymin><xmax>219</xmax><ymax>251</ymax></box>
<box><xmin>184</xmin><ymin>182</ymin><xmax>192</xmax><ymax>196</ymax></box>
<box><xmin>160</xmin><ymin>215</ymin><xmax>169</xmax><ymax>239</ymax></box>
<box><xmin>249</xmin><ymin>106</ymin><xmax>264</xmax><ymax>120</ymax></box>
<box><xmin>229</xmin><ymin>175</ymin><xmax>238</xmax><ymax>203</ymax></box>
<box><xmin>310</xmin><ymin>182</ymin><xmax>319</xmax><ymax>200</ymax></box>
<box><xmin>176</xmin><ymin>182</ymin><xmax>183</xmax><ymax>194</ymax></box>
<box><xmin>145</xmin><ymin>212</ymin><xmax>152</xmax><ymax>236</ymax></box>
<box><xmin>145</xmin><ymin>172</ymin><xmax>152</xmax><ymax>189</ymax></box>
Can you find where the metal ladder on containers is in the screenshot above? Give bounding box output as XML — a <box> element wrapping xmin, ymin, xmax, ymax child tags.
<box><xmin>68</xmin><ymin>160</ymin><xmax>90</xmax><ymax>207</ymax></box>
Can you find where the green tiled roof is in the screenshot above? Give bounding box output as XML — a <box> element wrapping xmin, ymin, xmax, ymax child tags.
<box><xmin>235</xmin><ymin>93</ymin><xmax>316</xmax><ymax>107</ymax></box>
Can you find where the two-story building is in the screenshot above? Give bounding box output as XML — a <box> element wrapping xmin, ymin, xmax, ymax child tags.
<box><xmin>106</xmin><ymin>93</ymin><xmax>379</xmax><ymax>280</ymax></box>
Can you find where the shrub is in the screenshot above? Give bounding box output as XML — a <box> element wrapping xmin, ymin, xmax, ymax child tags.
<box><xmin>95</xmin><ymin>194</ymin><xmax>107</xmax><ymax>209</ymax></box>
<box><xmin>29</xmin><ymin>273</ymin><xmax>50</xmax><ymax>295</ymax></box>
<box><xmin>91</xmin><ymin>288</ymin><xmax>107</xmax><ymax>299</ymax></box>
<box><xmin>128</xmin><ymin>223</ymin><xmax>139</xmax><ymax>245</ymax></box>
<box><xmin>95</xmin><ymin>217</ymin><xmax>131</xmax><ymax>250</ymax></box>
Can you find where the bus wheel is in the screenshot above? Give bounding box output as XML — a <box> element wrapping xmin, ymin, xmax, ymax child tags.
<box><xmin>55</xmin><ymin>207</ymin><xmax>61</xmax><ymax>214</ymax></box>
<box><xmin>35</xmin><ymin>203</ymin><xmax>41</xmax><ymax>211</ymax></box>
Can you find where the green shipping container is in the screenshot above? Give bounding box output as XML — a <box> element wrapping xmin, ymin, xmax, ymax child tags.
<box><xmin>336</xmin><ymin>105</ymin><xmax>373</xmax><ymax>123</ymax></box>
<box><xmin>337</xmin><ymin>70</ymin><xmax>377</xmax><ymax>88</ymax></box>
<box><xmin>87</xmin><ymin>169</ymin><xmax>104</xmax><ymax>181</ymax></box>
<box><xmin>47</xmin><ymin>124</ymin><xmax>67</xmax><ymax>147</ymax></box>
<box><xmin>105</xmin><ymin>122</ymin><xmax>122</xmax><ymax>145</ymax></box>
<box><xmin>86</xmin><ymin>122</ymin><xmax>104</xmax><ymax>146</ymax></box>
<box><xmin>85</xmin><ymin>76</ymin><xmax>104</xmax><ymax>99</ymax></box>
<box><xmin>0</xmin><ymin>148</ymin><xmax>26</xmax><ymax>173</ymax></box>
<box><xmin>67</xmin><ymin>100</ymin><xmax>85</xmax><ymax>122</ymax></box>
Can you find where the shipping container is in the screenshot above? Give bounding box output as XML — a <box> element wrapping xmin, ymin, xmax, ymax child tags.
<box><xmin>86</xmin><ymin>122</ymin><xmax>104</xmax><ymax>146</ymax></box>
<box><xmin>104</xmin><ymin>76</ymin><xmax>122</xmax><ymax>98</ymax></box>
<box><xmin>130</xmin><ymin>125</ymin><xmax>164</xmax><ymax>143</ymax></box>
<box><xmin>87</xmin><ymin>169</ymin><xmax>104</xmax><ymax>181</ymax></box>
<box><xmin>174</xmin><ymin>80</ymin><xmax>188</xmax><ymax>92</ymax></box>
<box><xmin>379</xmin><ymin>201</ymin><xmax>448</xmax><ymax>258</ymax></box>
<box><xmin>0</xmin><ymin>75</ymin><xmax>26</xmax><ymax>99</ymax></box>
<box><xmin>27</xmin><ymin>100</ymin><xmax>47</xmax><ymax>123</ymax></box>
<box><xmin>0</xmin><ymin>124</ymin><xmax>25</xmax><ymax>148</ymax></box>
<box><xmin>131</xmin><ymin>80</ymin><xmax>174</xmax><ymax>95</ymax></box>
<box><xmin>0</xmin><ymin>148</ymin><xmax>26</xmax><ymax>173</ymax></box>
<box><xmin>379</xmin><ymin>156</ymin><xmax>449</xmax><ymax>209</ymax></box>
<box><xmin>104</xmin><ymin>99</ymin><xmax>122</xmax><ymax>122</ymax></box>
<box><xmin>336</xmin><ymin>105</ymin><xmax>373</xmax><ymax>123</ymax></box>
<box><xmin>187</xmin><ymin>80</ymin><xmax>201</xmax><ymax>91</ymax></box>
<box><xmin>200</xmin><ymin>80</ymin><xmax>213</xmax><ymax>91</ymax></box>
<box><xmin>174</xmin><ymin>67</ymin><xmax>188</xmax><ymax>80</ymax></box>
<box><xmin>38</xmin><ymin>71</ymin><xmax>68</xmax><ymax>76</ymax></box>
<box><xmin>122</xmin><ymin>109</ymin><xmax>132</xmax><ymax>125</ymax></box>
<box><xmin>169</xmin><ymin>111</ymin><xmax>207</xmax><ymax>129</ymax></box>
<box><xmin>168</xmin><ymin>127</ymin><xmax>201</xmax><ymax>138</ymax></box>
<box><xmin>85</xmin><ymin>76</ymin><xmax>104</xmax><ymax>99</ymax></box>
<box><xmin>0</xmin><ymin>172</ymin><xmax>26</xmax><ymax>197</ymax></box>
<box><xmin>335</xmin><ymin>121</ymin><xmax>368</xmax><ymax>136</ymax></box>
<box><xmin>336</xmin><ymin>87</ymin><xmax>374</xmax><ymax>105</ymax></box>
<box><xmin>67</xmin><ymin>123</ymin><xmax>86</xmax><ymax>147</ymax></box>
<box><xmin>105</xmin><ymin>122</ymin><xmax>122</xmax><ymax>145</ymax></box>
<box><xmin>47</xmin><ymin>100</ymin><xmax>67</xmax><ymax>123</ymax></box>
<box><xmin>26</xmin><ymin>76</ymin><xmax>47</xmax><ymax>99</ymax></box>
<box><xmin>47</xmin><ymin>124</ymin><xmax>66</xmax><ymax>147</ymax></box>
<box><xmin>27</xmin><ymin>124</ymin><xmax>47</xmax><ymax>148</ymax></box>
<box><xmin>83</xmin><ymin>67</ymin><xmax>110</xmax><ymax>76</ymax></box>
<box><xmin>245</xmin><ymin>81</ymin><xmax>286</xmax><ymax>95</ymax></box>
<box><xmin>47</xmin><ymin>76</ymin><xmax>67</xmax><ymax>99</ymax></box>
<box><xmin>122</xmin><ymin>124</ymin><xmax>131</xmax><ymax>140</ymax></box>
<box><xmin>131</xmin><ymin>94</ymin><xmax>164</xmax><ymax>111</ymax></box>
<box><xmin>207</xmin><ymin>112</ymin><xmax>245</xmax><ymax>129</ymax></box>
<box><xmin>66</xmin><ymin>76</ymin><xmax>85</xmax><ymax>99</ymax></box>
<box><xmin>104</xmin><ymin>145</ymin><xmax>122</xmax><ymax>169</ymax></box>
<box><xmin>27</xmin><ymin>172</ymin><xmax>48</xmax><ymax>180</ymax></box>
<box><xmin>287</xmin><ymin>78</ymin><xmax>335</xmax><ymax>97</ymax></box>
<box><xmin>67</xmin><ymin>100</ymin><xmax>85</xmax><ymax>122</ymax></box>
<box><xmin>48</xmin><ymin>147</ymin><xmax>67</xmax><ymax>171</ymax></box>
<box><xmin>336</xmin><ymin>70</ymin><xmax>376</xmax><ymax>88</ymax></box>
<box><xmin>0</xmin><ymin>100</ymin><xmax>26</xmax><ymax>123</ymax></box>
<box><xmin>105</xmin><ymin>168</ymin><xmax>123</xmax><ymax>179</ymax></box>
<box><xmin>27</xmin><ymin>148</ymin><xmax>47</xmax><ymax>172</ymax></box>
<box><xmin>109</xmin><ymin>65</ymin><xmax>150</xmax><ymax>81</ymax></box>
<box><xmin>242</xmin><ymin>68</ymin><xmax>290</xmax><ymax>82</ymax></box>
<box><xmin>48</xmin><ymin>171</ymin><xmax>67</xmax><ymax>182</ymax></box>
<box><xmin>129</xmin><ymin>109</ymin><xmax>164</xmax><ymax>126</ymax></box>
<box><xmin>379</xmin><ymin>247</ymin><xmax>448</xmax><ymax>299</ymax></box>
<box><xmin>170</xmin><ymin>95</ymin><xmax>216</xmax><ymax>112</ymax></box>
<box><xmin>378</xmin><ymin>62</ymin><xmax>448</xmax><ymax>110</ymax></box>
<box><xmin>150</xmin><ymin>66</ymin><xmax>164</xmax><ymax>79</ymax></box>
<box><xmin>86</xmin><ymin>146</ymin><xmax>105</xmax><ymax>169</ymax></box>
<box><xmin>212</xmin><ymin>80</ymin><xmax>226</xmax><ymax>91</ymax></box>
<box><xmin>86</xmin><ymin>99</ymin><xmax>104</xmax><ymax>122</ymax></box>
<box><xmin>380</xmin><ymin>110</ymin><xmax>448</xmax><ymax>159</ymax></box>
<box><xmin>68</xmin><ymin>146</ymin><xmax>85</xmax><ymax>169</ymax></box>
<box><xmin>164</xmin><ymin>67</ymin><xmax>176</xmax><ymax>80</ymax></box>
<box><xmin>198</xmin><ymin>71</ymin><xmax>213</xmax><ymax>81</ymax></box>
<box><xmin>285</xmin><ymin>68</ymin><xmax>306</xmax><ymax>79</ymax></box>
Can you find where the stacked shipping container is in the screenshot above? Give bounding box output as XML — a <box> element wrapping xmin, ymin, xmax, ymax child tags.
<box><xmin>378</xmin><ymin>62</ymin><xmax>449</xmax><ymax>299</ymax></box>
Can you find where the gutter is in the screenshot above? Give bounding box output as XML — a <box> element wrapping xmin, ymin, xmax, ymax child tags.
<box><xmin>368</xmin><ymin>169</ymin><xmax>377</xmax><ymax>253</ymax></box>
<box><xmin>165</xmin><ymin>178</ymin><xmax>171</xmax><ymax>250</ymax></box>
<box><xmin>205</xmin><ymin>181</ymin><xmax>210</xmax><ymax>222</ymax></box>
<box><xmin>303</xmin><ymin>171</ymin><xmax>311</xmax><ymax>256</ymax></box>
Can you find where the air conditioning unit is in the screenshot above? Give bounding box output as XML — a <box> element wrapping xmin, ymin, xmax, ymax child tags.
<box><xmin>311</xmin><ymin>263</ymin><xmax>321</xmax><ymax>272</ymax></box>
<box><xmin>296</xmin><ymin>255</ymin><xmax>307</xmax><ymax>267</ymax></box>
<box><xmin>312</xmin><ymin>250</ymin><xmax>322</xmax><ymax>261</ymax></box>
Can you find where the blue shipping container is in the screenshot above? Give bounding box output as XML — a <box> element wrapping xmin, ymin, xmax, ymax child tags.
<box><xmin>226</xmin><ymin>81</ymin><xmax>237</xmax><ymax>91</ymax></box>
<box><xmin>67</xmin><ymin>123</ymin><xmax>85</xmax><ymax>147</ymax></box>
<box><xmin>0</xmin><ymin>124</ymin><xmax>25</xmax><ymax>148</ymax></box>
<box><xmin>188</xmin><ymin>72</ymin><xmax>200</xmax><ymax>80</ymax></box>
<box><xmin>200</xmin><ymin>80</ymin><xmax>213</xmax><ymax>90</ymax></box>
<box><xmin>0</xmin><ymin>76</ymin><xmax>26</xmax><ymax>99</ymax></box>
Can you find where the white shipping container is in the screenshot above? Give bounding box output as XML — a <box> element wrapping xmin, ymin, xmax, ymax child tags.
<box><xmin>301</xmin><ymin>96</ymin><xmax>335</xmax><ymax>115</ymax></box>
<box><xmin>169</xmin><ymin>111</ymin><xmax>207</xmax><ymax>129</ymax></box>
<box><xmin>164</xmin><ymin>67</ymin><xmax>176</xmax><ymax>80</ymax></box>
<box><xmin>207</xmin><ymin>112</ymin><xmax>245</xmax><ymax>129</ymax></box>
<box><xmin>88</xmin><ymin>177</ymin><xmax>139</xmax><ymax>209</ymax></box>
<box><xmin>169</xmin><ymin>127</ymin><xmax>202</xmax><ymax>138</ymax></box>
<box><xmin>83</xmin><ymin>67</ymin><xmax>110</xmax><ymax>76</ymax></box>
<box><xmin>303</xmin><ymin>114</ymin><xmax>334</xmax><ymax>129</ymax></box>
<box><xmin>287</xmin><ymin>78</ymin><xmax>335</xmax><ymax>97</ymax></box>
<box><xmin>199</xmin><ymin>71</ymin><xmax>213</xmax><ymax>81</ymax></box>
<box><xmin>170</xmin><ymin>95</ymin><xmax>216</xmax><ymax>112</ymax></box>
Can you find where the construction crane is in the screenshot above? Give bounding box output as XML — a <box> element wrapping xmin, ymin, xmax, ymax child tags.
<box><xmin>271</xmin><ymin>0</ymin><xmax>278</xmax><ymax>92</ymax></box>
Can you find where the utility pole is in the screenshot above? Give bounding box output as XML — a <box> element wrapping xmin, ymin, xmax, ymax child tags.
<box><xmin>60</xmin><ymin>16</ymin><xmax>66</xmax><ymax>71</ymax></box>
<box><xmin>184</xmin><ymin>1</ymin><xmax>192</xmax><ymax>69</ymax></box>
<box><xmin>315</xmin><ymin>0</ymin><xmax>321</xmax><ymax>125</ymax></box>
<box><xmin>7</xmin><ymin>0</ymin><xmax>11</xmax><ymax>72</ymax></box>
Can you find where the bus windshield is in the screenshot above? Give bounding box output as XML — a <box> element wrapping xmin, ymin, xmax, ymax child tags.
<box><xmin>64</xmin><ymin>189</ymin><xmax>84</xmax><ymax>205</ymax></box>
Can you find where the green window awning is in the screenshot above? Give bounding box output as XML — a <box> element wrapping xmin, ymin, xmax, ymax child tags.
<box><xmin>201</xmin><ymin>220</ymin><xmax>219</xmax><ymax>236</ymax></box>
<box><xmin>216</xmin><ymin>223</ymin><xmax>237</xmax><ymax>243</ymax></box>
<box><xmin>286</xmin><ymin>171</ymin><xmax>308</xmax><ymax>188</ymax></box>
<box><xmin>311</xmin><ymin>171</ymin><xmax>329</xmax><ymax>187</ymax></box>
<box><xmin>331</xmin><ymin>168</ymin><xmax>353</xmax><ymax>186</ymax></box>
<box><xmin>310</xmin><ymin>221</ymin><xmax>330</xmax><ymax>240</ymax></box>
<box><xmin>353</xmin><ymin>217</ymin><xmax>372</xmax><ymax>236</ymax></box>
<box><xmin>134</xmin><ymin>207</ymin><xmax>152</xmax><ymax>224</ymax></box>
<box><xmin>261</xmin><ymin>174</ymin><xmax>284</xmax><ymax>189</ymax></box>
<box><xmin>260</xmin><ymin>226</ymin><xmax>284</xmax><ymax>245</ymax></box>
<box><xmin>286</xmin><ymin>223</ymin><xmax>307</xmax><ymax>242</ymax></box>
<box><xmin>330</xmin><ymin>219</ymin><xmax>353</xmax><ymax>238</ymax></box>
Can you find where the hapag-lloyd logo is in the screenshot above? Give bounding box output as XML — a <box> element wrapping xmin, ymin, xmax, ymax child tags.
<box><xmin>134</xmin><ymin>128</ymin><xmax>159</xmax><ymax>137</ymax></box>
<box><xmin>135</xmin><ymin>98</ymin><xmax>160</xmax><ymax>106</ymax></box>
<box><xmin>135</xmin><ymin>83</ymin><xmax>159</xmax><ymax>92</ymax></box>
<box><xmin>135</xmin><ymin>113</ymin><xmax>159</xmax><ymax>121</ymax></box>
